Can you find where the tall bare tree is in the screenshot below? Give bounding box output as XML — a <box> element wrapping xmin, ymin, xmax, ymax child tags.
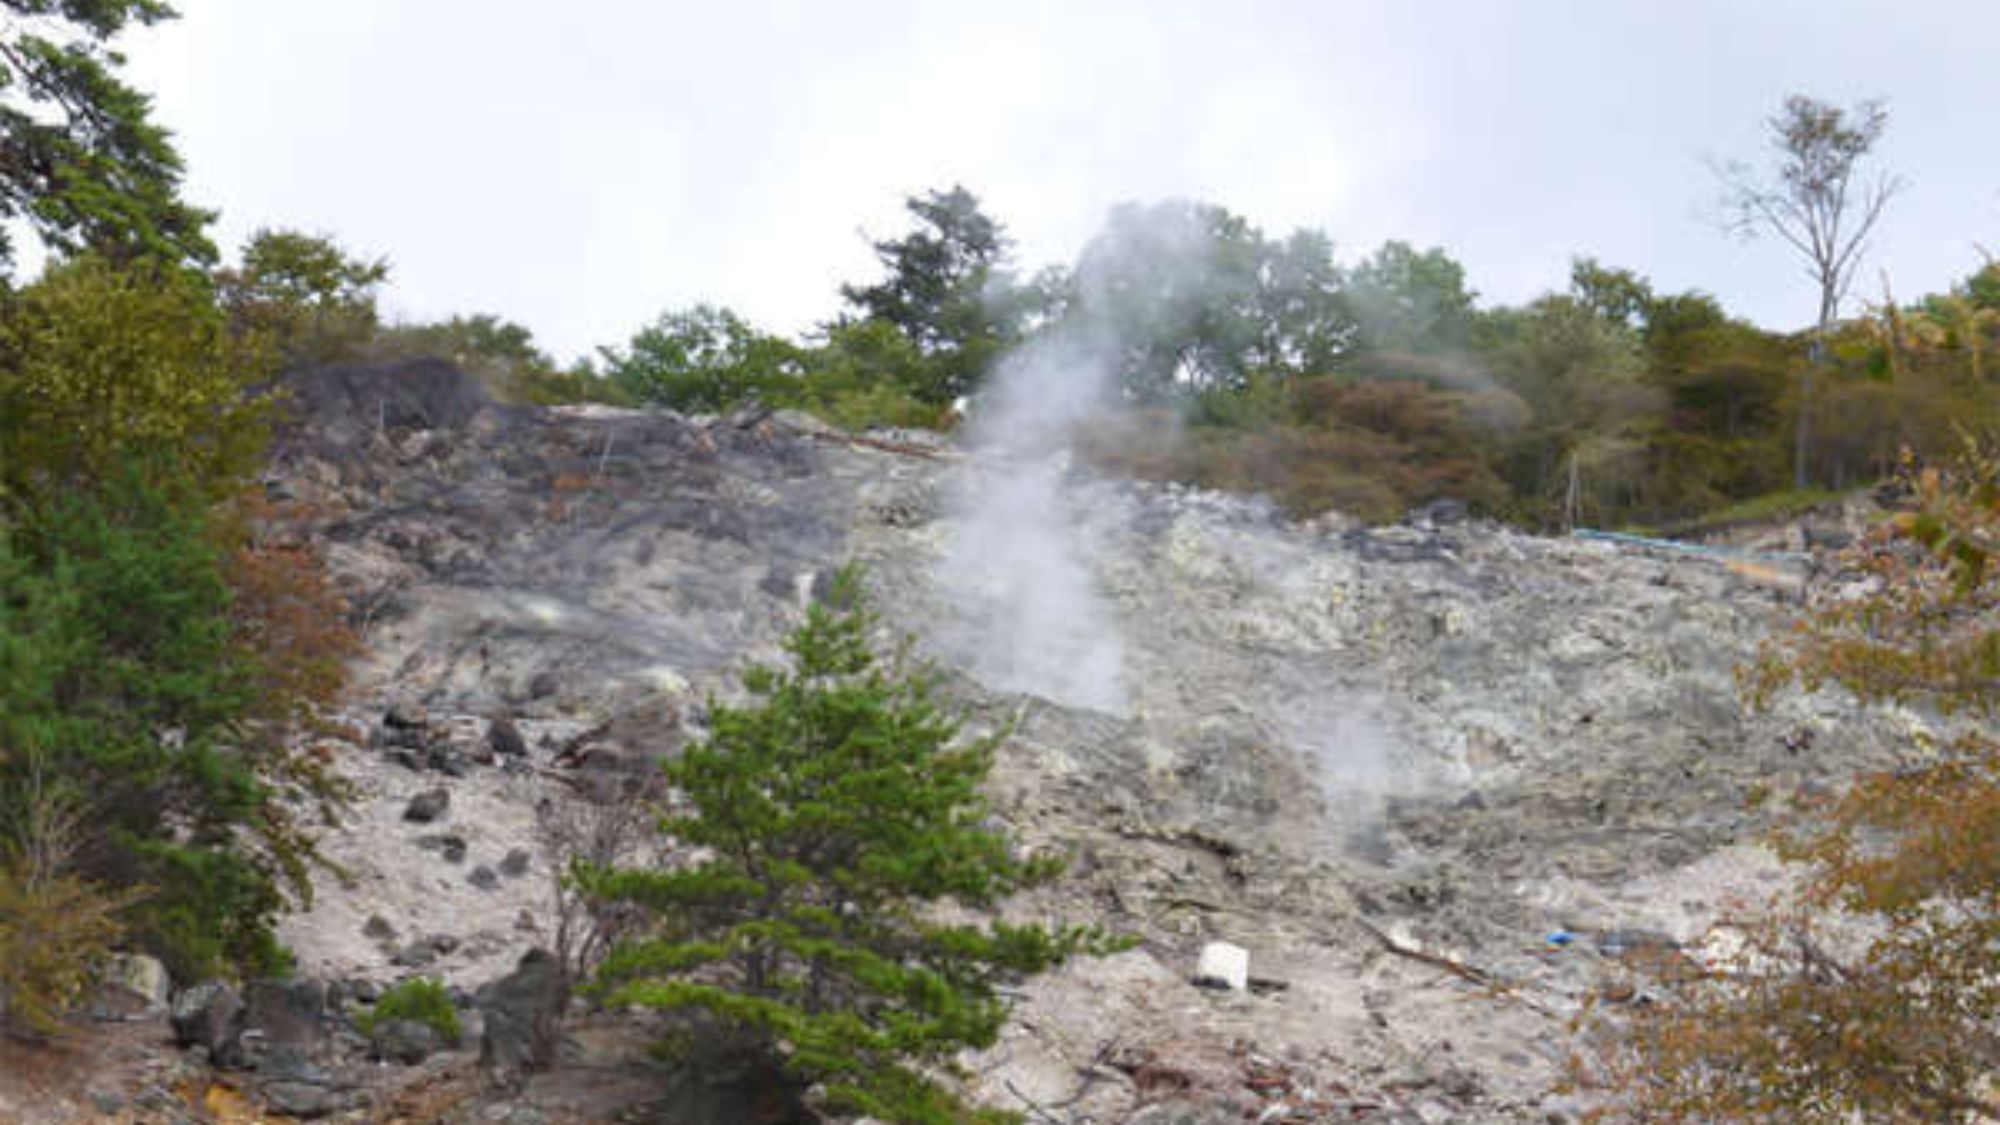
<box><xmin>1716</xmin><ymin>95</ymin><xmax>1903</xmax><ymax>489</ymax></box>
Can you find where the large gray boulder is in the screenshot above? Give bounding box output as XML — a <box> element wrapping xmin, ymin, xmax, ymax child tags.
<box><xmin>371</xmin><ymin>1018</ymin><xmax>442</xmax><ymax>1065</ymax></box>
<box><xmin>170</xmin><ymin>981</ymin><xmax>244</xmax><ymax>1057</ymax></box>
<box><xmin>237</xmin><ymin>978</ymin><xmax>328</xmax><ymax>1073</ymax></box>
<box><xmin>242</xmin><ymin>978</ymin><xmax>327</xmax><ymax>1052</ymax></box>
<box><xmin>476</xmin><ymin>948</ymin><xmax>566</xmax><ymax>1087</ymax></box>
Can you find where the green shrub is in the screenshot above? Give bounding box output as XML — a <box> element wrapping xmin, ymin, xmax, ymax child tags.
<box><xmin>0</xmin><ymin>864</ymin><xmax>133</xmax><ymax>1037</ymax></box>
<box><xmin>0</xmin><ymin>766</ymin><xmax>139</xmax><ymax>1038</ymax></box>
<box><xmin>356</xmin><ymin>978</ymin><xmax>460</xmax><ymax>1043</ymax></box>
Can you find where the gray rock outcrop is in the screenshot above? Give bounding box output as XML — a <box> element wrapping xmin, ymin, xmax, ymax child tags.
<box><xmin>170</xmin><ymin>982</ymin><xmax>244</xmax><ymax>1057</ymax></box>
<box><xmin>476</xmin><ymin>948</ymin><xmax>566</xmax><ymax>1086</ymax></box>
<box><xmin>259</xmin><ymin>361</ymin><xmax>1932</xmax><ymax>1122</ymax></box>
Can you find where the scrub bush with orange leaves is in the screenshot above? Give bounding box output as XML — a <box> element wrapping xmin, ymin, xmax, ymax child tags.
<box><xmin>1597</xmin><ymin>448</ymin><xmax>2000</xmax><ymax>1121</ymax></box>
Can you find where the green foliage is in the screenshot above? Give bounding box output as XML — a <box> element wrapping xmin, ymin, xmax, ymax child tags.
<box><xmin>0</xmin><ymin>242</ymin><xmax>344</xmax><ymax>987</ymax></box>
<box><xmin>1568</xmin><ymin>257</ymin><xmax>1656</xmax><ymax>331</ymax></box>
<box><xmin>216</xmin><ymin>228</ymin><xmax>388</xmax><ymax>366</ymax></box>
<box><xmin>1647</xmin><ymin>486</ymin><xmax>1842</xmax><ymax>538</ymax></box>
<box><xmin>840</xmin><ymin>185</ymin><xmax>1022</xmax><ymax>404</ymax></box>
<box><xmin>595</xmin><ymin>306</ymin><xmax>947</xmax><ymax>430</ymax></box>
<box><xmin>796</xmin><ymin>320</ymin><xmax>954</xmax><ymax>430</ymax></box>
<box><xmin>590</xmin><ymin>570</ymin><xmax>1110</xmax><ymax>1123</ymax></box>
<box><xmin>0</xmin><ymin>0</ymin><xmax>215</xmax><ymax>276</ymax></box>
<box><xmin>1087</xmin><ymin>378</ymin><xmax>1513</xmax><ymax>523</ymax></box>
<box><xmin>0</xmin><ymin>253</ymin><xmax>269</xmax><ymax>505</ymax></box>
<box><xmin>1340</xmin><ymin>240</ymin><xmax>1477</xmax><ymax>355</ymax></box>
<box><xmin>1070</xmin><ymin>199</ymin><xmax>1277</xmax><ymax>399</ymax></box>
<box><xmin>1480</xmin><ymin>293</ymin><xmax>1658</xmax><ymax>526</ymax></box>
<box><xmin>356</xmin><ymin>978</ymin><xmax>460</xmax><ymax>1043</ymax></box>
<box><xmin>600</xmin><ymin>304</ymin><xmax>804</xmax><ymax>412</ymax></box>
<box><xmin>372</xmin><ymin>313</ymin><xmax>618</xmax><ymax>406</ymax></box>
<box><xmin>0</xmin><ymin>472</ymin><xmax>300</xmax><ymax>980</ymax></box>
<box><xmin>1965</xmin><ymin>261</ymin><xmax>2000</xmax><ymax>313</ymax></box>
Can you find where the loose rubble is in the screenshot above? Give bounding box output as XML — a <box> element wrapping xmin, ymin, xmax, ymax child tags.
<box><xmin>63</xmin><ymin>358</ymin><xmax>1919</xmax><ymax>1123</ymax></box>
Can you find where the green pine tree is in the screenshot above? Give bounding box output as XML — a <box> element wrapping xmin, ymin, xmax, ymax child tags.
<box><xmin>588</xmin><ymin>568</ymin><xmax>1112</xmax><ymax>1124</ymax></box>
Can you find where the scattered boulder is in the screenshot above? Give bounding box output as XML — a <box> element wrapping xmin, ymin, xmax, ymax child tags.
<box><xmin>488</xmin><ymin>716</ymin><xmax>528</xmax><ymax>757</ymax></box>
<box><xmin>404</xmin><ymin>787</ymin><xmax>451</xmax><ymax>823</ymax></box>
<box><xmin>371</xmin><ymin>1018</ymin><xmax>442</xmax><ymax>1065</ymax></box>
<box><xmin>383</xmin><ymin>701</ymin><xmax>429</xmax><ymax>731</ymax></box>
<box><xmin>415</xmin><ymin>833</ymin><xmax>468</xmax><ymax>863</ymax></box>
<box><xmin>468</xmin><ymin>864</ymin><xmax>501</xmax><ymax>890</ymax></box>
<box><xmin>241</xmin><ymin>978</ymin><xmax>328</xmax><ymax>1060</ymax></box>
<box><xmin>499</xmin><ymin>848</ymin><xmax>532</xmax><ymax>877</ymax></box>
<box><xmin>392</xmin><ymin>934</ymin><xmax>460</xmax><ymax>969</ymax></box>
<box><xmin>261</xmin><ymin>1079</ymin><xmax>342</xmax><ymax>1119</ymax></box>
<box><xmin>391</xmin><ymin>944</ymin><xmax>437</xmax><ymax>970</ymax></box>
<box><xmin>170</xmin><ymin>981</ymin><xmax>245</xmax><ymax>1056</ymax></box>
<box><xmin>1193</xmin><ymin>942</ymin><xmax>1249</xmax><ymax>991</ymax></box>
<box><xmin>382</xmin><ymin>724</ymin><xmax>430</xmax><ymax>752</ymax></box>
<box><xmin>362</xmin><ymin>914</ymin><xmax>398</xmax><ymax>943</ymax></box>
<box><xmin>331</xmin><ymin>977</ymin><xmax>380</xmax><ymax>1008</ymax></box>
<box><xmin>1438</xmin><ymin>1065</ymin><xmax>1485</xmax><ymax>1100</ymax></box>
<box><xmin>1406</xmin><ymin>498</ymin><xmax>1470</xmax><ymax>526</ymax></box>
<box><xmin>93</xmin><ymin>952</ymin><xmax>171</xmax><ymax>1018</ymax></box>
<box><xmin>477</xmin><ymin>948</ymin><xmax>567</xmax><ymax>1086</ymax></box>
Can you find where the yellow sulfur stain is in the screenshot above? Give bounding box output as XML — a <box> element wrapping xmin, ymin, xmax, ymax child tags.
<box><xmin>202</xmin><ymin>1081</ymin><xmax>286</xmax><ymax>1123</ymax></box>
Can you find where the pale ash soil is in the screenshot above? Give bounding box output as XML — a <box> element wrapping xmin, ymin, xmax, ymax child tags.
<box><xmin>239</xmin><ymin>361</ymin><xmax>1924</xmax><ymax>1123</ymax></box>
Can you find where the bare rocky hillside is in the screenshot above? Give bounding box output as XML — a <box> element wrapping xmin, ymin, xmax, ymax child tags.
<box><xmin>71</xmin><ymin>359</ymin><xmax>1920</xmax><ymax>1124</ymax></box>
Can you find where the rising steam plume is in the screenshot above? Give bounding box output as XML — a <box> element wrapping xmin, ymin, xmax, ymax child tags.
<box><xmin>932</xmin><ymin>203</ymin><xmax>1260</xmax><ymax>715</ymax></box>
<box><xmin>935</xmin><ymin>325</ymin><xmax>1128</xmax><ymax>713</ymax></box>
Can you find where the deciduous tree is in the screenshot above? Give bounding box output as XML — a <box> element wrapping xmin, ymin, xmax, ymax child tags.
<box><xmin>1602</xmin><ymin>448</ymin><xmax>2000</xmax><ymax>1121</ymax></box>
<box><xmin>599</xmin><ymin>303</ymin><xmax>803</xmax><ymax>413</ymax></box>
<box><xmin>1715</xmin><ymin>94</ymin><xmax>1902</xmax><ymax>489</ymax></box>
<box><xmin>0</xmin><ymin>253</ymin><xmax>269</xmax><ymax>504</ymax></box>
<box><xmin>216</xmin><ymin>228</ymin><xmax>388</xmax><ymax>365</ymax></box>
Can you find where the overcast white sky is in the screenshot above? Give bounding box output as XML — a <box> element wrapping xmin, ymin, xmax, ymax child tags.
<box><xmin>127</xmin><ymin>1</ymin><xmax>2000</xmax><ymax>363</ymax></box>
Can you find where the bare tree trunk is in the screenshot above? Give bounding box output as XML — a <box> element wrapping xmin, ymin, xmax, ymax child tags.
<box><xmin>1798</xmin><ymin>286</ymin><xmax>1837</xmax><ymax>490</ymax></box>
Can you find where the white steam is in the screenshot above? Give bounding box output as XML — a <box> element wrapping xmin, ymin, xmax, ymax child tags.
<box><xmin>936</xmin><ymin>327</ymin><xmax>1128</xmax><ymax>713</ymax></box>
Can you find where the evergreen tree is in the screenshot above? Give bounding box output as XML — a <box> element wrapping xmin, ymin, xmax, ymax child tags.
<box><xmin>840</xmin><ymin>185</ymin><xmax>1020</xmax><ymax>405</ymax></box>
<box><xmin>589</xmin><ymin>570</ymin><xmax>1110</xmax><ymax>1123</ymax></box>
<box><xmin>0</xmin><ymin>471</ymin><xmax>296</xmax><ymax>978</ymax></box>
<box><xmin>0</xmin><ymin>0</ymin><xmax>214</xmax><ymax>275</ymax></box>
